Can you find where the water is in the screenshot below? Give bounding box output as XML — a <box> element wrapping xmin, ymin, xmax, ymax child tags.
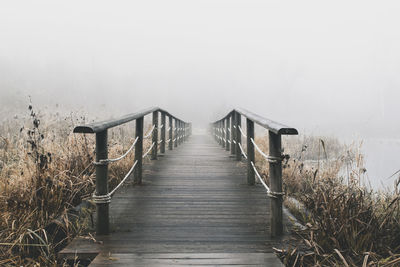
<box><xmin>361</xmin><ymin>138</ymin><xmax>400</xmax><ymax>192</ymax></box>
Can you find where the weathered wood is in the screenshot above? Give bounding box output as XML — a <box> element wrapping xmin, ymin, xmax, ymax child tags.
<box><xmin>90</xmin><ymin>253</ymin><xmax>283</xmax><ymax>266</ymax></box>
<box><xmin>235</xmin><ymin>112</ymin><xmax>242</xmax><ymax>161</ymax></box>
<box><xmin>161</xmin><ymin>112</ymin><xmax>166</xmax><ymax>153</ymax></box>
<box><xmin>225</xmin><ymin>117</ymin><xmax>230</xmax><ymax>151</ymax></box>
<box><xmin>152</xmin><ymin>111</ymin><xmax>158</xmax><ymax>160</ymax></box>
<box><xmin>230</xmin><ymin>115</ymin><xmax>235</xmax><ymax>154</ymax></box>
<box><xmin>269</xmin><ymin>131</ymin><xmax>283</xmax><ymax>237</ymax></box>
<box><xmin>168</xmin><ymin>116</ymin><xmax>173</xmax><ymax>150</ymax></box>
<box><xmin>59</xmin><ymin>134</ymin><xmax>289</xmax><ymax>265</ymax></box>
<box><xmin>74</xmin><ymin>107</ymin><xmax>188</xmax><ymax>134</ymax></box>
<box><xmin>174</xmin><ymin>119</ymin><xmax>178</xmax><ymax>148</ymax></box>
<box><xmin>134</xmin><ymin>117</ymin><xmax>144</xmax><ymax>184</ymax></box>
<box><xmin>95</xmin><ymin>130</ymin><xmax>109</xmax><ymax>235</ymax></box>
<box><xmin>247</xmin><ymin>119</ymin><xmax>255</xmax><ymax>185</ymax></box>
<box><xmin>221</xmin><ymin>120</ymin><xmax>225</xmax><ymax>148</ymax></box>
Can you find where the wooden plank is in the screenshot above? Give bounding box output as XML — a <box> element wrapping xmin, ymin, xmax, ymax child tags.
<box><xmin>59</xmin><ymin>134</ymin><xmax>290</xmax><ymax>266</ymax></box>
<box><xmin>90</xmin><ymin>253</ymin><xmax>283</xmax><ymax>266</ymax></box>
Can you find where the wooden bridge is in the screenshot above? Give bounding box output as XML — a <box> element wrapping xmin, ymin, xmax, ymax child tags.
<box><xmin>59</xmin><ymin>107</ymin><xmax>298</xmax><ymax>266</ymax></box>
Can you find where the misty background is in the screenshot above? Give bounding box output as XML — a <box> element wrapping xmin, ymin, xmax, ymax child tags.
<box><xmin>1</xmin><ymin>0</ymin><xmax>400</xmax><ymax>188</ymax></box>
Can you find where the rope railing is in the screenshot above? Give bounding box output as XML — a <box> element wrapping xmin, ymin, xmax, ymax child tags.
<box><xmin>94</xmin><ymin>136</ymin><xmax>139</xmax><ymax>165</ymax></box>
<box><xmin>92</xmin><ymin>160</ymin><xmax>139</xmax><ymax>204</ymax></box>
<box><xmin>143</xmin><ymin>142</ymin><xmax>155</xmax><ymax>158</ymax></box>
<box><xmin>144</xmin><ymin>124</ymin><xmax>156</xmax><ymax>139</ymax></box>
<box><xmin>211</xmin><ymin>108</ymin><xmax>297</xmax><ymax>237</ymax></box>
<box><xmin>238</xmin><ymin>125</ymin><xmax>247</xmax><ymax>138</ymax></box>
<box><xmin>249</xmin><ymin>161</ymin><xmax>283</xmax><ymax>198</ymax></box>
<box><xmin>250</xmin><ymin>138</ymin><xmax>283</xmax><ymax>164</ymax></box>
<box><xmin>238</xmin><ymin>143</ymin><xmax>248</xmax><ymax>159</ymax></box>
<box><xmin>74</xmin><ymin>107</ymin><xmax>191</xmax><ymax>235</ymax></box>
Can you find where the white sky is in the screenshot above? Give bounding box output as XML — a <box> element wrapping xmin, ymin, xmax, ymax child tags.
<box><xmin>1</xmin><ymin>0</ymin><xmax>400</xmax><ymax>137</ymax></box>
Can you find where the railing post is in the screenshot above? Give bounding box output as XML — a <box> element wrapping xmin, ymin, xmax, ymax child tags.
<box><xmin>151</xmin><ymin>111</ymin><xmax>158</xmax><ymax>160</ymax></box>
<box><xmin>269</xmin><ymin>131</ymin><xmax>283</xmax><ymax>237</ymax></box>
<box><xmin>247</xmin><ymin>119</ymin><xmax>255</xmax><ymax>185</ymax></box>
<box><xmin>181</xmin><ymin>122</ymin><xmax>184</xmax><ymax>143</ymax></box>
<box><xmin>161</xmin><ymin>112</ymin><xmax>166</xmax><ymax>153</ymax></box>
<box><xmin>235</xmin><ymin>112</ymin><xmax>242</xmax><ymax>161</ymax></box>
<box><xmin>135</xmin><ymin>116</ymin><xmax>144</xmax><ymax>184</ymax></box>
<box><xmin>218</xmin><ymin>121</ymin><xmax>224</xmax><ymax>147</ymax></box>
<box><xmin>169</xmin><ymin>116</ymin><xmax>173</xmax><ymax>150</ymax></box>
<box><xmin>225</xmin><ymin>117</ymin><xmax>230</xmax><ymax>151</ymax></box>
<box><xmin>95</xmin><ymin>130</ymin><xmax>109</xmax><ymax>235</ymax></box>
<box><xmin>177</xmin><ymin>121</ymin><xmax>181</xmax><ymax>145</ymax></box>
<box><xmin>183</xmin><ymin>123</ymin><xmax>186</xmax><ymax>141</ymax></box>
<box><xmin>230</xmin><ymin>114</ymin><xmax>235</xmax><ymax>154</ymax></box>
<box><xmin>174</xmin><ymin>119</ymin><xmax>178</xmax><ymax>147</ymax></box>
<box><xmin>221</xmin><ymin>120</ymin><xmax>225</xmax><ymax>148</ymax></box>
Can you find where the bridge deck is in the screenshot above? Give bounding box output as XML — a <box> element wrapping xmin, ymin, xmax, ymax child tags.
<box><xmin>59</xmin><ymin>134</ymin><xmax>289</xmax><ymax>266</ymax></box>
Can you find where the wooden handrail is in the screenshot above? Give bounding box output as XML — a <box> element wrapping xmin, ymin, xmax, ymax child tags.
<box><xmin>211</xmin><ymin>108</ymin><xmax>298</xmax><ymax>237</ymax></box>
<box><xmin>74</xmin><ymin>108</ymin><xmax>191</xmax><ymax>235</ymax></box>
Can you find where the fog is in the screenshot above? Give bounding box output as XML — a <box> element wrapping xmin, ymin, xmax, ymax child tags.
<box><xmin>1</xmin><ymin>0</ymin><xmax>400</xmax><ymax>139</ymax></box>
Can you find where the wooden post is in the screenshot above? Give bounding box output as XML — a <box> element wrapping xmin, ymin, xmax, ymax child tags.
<box><xmin>95</xmin><ymin>130</ymin><xmax>109</xmax><ymax>235</ymax></box>
<box><xmin>225</xmin><ymin>117</ymin><xmax>230</xmax><ymax>151</ymax></box>
<box><xmin>151</xmin><ymin>111</ymin><xmax>158</xmax><ymax>160</ymax></box>
<box><xmin>174</xmin><ymin>119</ymin><xmax>178</xmax><ymax>147</ymax></box>
<box><xmin>221</xmin><ymin>120</ymin><xmax>225</xmax><ymax>148</ymax></box>
<box><xmin>230</xmin><ymin>115</ymin><xmax>235</xmax><ymax>154</ymax></box>
<box><xmin>269</xmin><ymin>131</ymin><xmax>283</xmax><ymax>237</ymax></box>
<box><xmin>169</xmin><ymin>116</ymin><xmax>173</xmax><ymax>150</ymax></box>
<box><xmin>219</xmin><ymin>121</ymin><xmax>223</xmax><ymax>146</ymax></box>
<box><xmin>177</xmin><ymin>121</ymin><xmax>181</xmax><ymax>145</ymax></box>
<box><xmin>161</xmin><ymin>112</ymin><xmax>166</xmax><ymax>153</ymax></box>
<box><xmin>247</xmin><ymin>118</ymin><xmax>255</xmax><ymax>185</ymax></box>
<box><xmin>235</xmin><ymin>112</ymin><xmax>242</xmax><ymax>161</ymax></box>
<box><xmin>135</xmin><ymin>116</ymin><xmax>144</xmax><ymax>184</ymax></box>
<box><xmin>183</xmin><ymin>123</ymin><xmax>186</xmax><ymax>142</ymax></box>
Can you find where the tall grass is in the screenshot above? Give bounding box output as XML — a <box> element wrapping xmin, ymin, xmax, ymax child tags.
<box><xmin>252</xmin><ymin>134</ymin><xmax>400</xmax><ymax>266</ymax></box>
<box><xmin>0</xmin><ymin>104</ymin><xmax>146</xmax><ymax>266</ymax></box>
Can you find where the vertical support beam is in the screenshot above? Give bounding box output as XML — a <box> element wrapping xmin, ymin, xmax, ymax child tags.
<box><xmin>135</xmin><ymin>116</ymin><xmax>144</xmax><ymax>184</ymax></box>
<box><xmin>151</xmin><ymin>111</ymin><xmax>158</xmax><ymax>160</ymax></box>
<box><xmin>219</xmin><ymin>121</ymin><xmax>222</xmax><ymax>146</ymax></box>
<box><xmin>177</xmin><ymin>121</ymin><xmax>181</xmax><ymax>145</ymax></box>
<box><xmin>168</xmin><ymin>116</ymin><xmax>173</xmax><ymax>150</ymax></box>
<box><xmin>161</xmin><ymin>112</ymin><xmax>166</xmax><ymax>153</ymax></box>
<box><xmin>183</xmin><ymin>123</ymin><xmax>186</xmax><ymax>141</ymax></box>
<box><xmin>180</xmin><ymin>121</ymin><xmax>183</xmax><ymax>144</ymax></box>
<box><xmin>247</xmin><ymin>119</ymin><xmax>255</xmax><ymax>185</ymax></box>
<box><xmin>95</xmin><ymin>130</ymin><xmax>109</xmax><ymax>235</ymax></box>
<box><xmin>221</xmin><ymin>120</ymin><xmax>225</xmax><ymax>148</ymax></box>
<box><xmin>269</xmin><ymin>131</ymin><xmax>283</xmax><ymax>237</ymax></box>
<box><xmin>230</xmin><ymin>114</ymin><xmax>235</xmax><ymax>154</ymax></box>
<box><xmin>225</xmin><ymin>117</ymin><xmax>230</xmax><ymax>151</ymax></box>
<box><xmin>235</xmin><ymin>112</ymin><xmax>242</xmax><ymax>161</ymax></box>
<box><xmin>174</xmin><ymin>119</ymin><xmax>178</xmax><ymax>147</ymax></box>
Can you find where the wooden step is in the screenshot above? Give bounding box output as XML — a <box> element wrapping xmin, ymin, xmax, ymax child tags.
<box><xmin>89</xmin><ymin>253</ymin><xmax>284</xmax><ymax>266</ymax></box>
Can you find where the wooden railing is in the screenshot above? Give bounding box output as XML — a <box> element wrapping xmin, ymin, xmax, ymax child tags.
<box><xmin>74</xmin><ymin>107</ymin><xmax>191</xmax><ymax>235</ymax></box>
<box><xmin>211</xmin><ymin>108</ymin><xmax>298</xmax><ymax>237</ymax></box>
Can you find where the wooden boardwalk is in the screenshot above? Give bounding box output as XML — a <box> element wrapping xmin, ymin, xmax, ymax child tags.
<box><xmin>59</xmin><ymin>133</ymin><xmax>289</xmax><ymax>266</ymax></box>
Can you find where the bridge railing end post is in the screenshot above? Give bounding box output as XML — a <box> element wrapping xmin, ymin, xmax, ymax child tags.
<box><xmin>269</xmin><ymin>131</ymin><xmax>283</xmax><ymax>237</ymax></box>
<box><xmin>95</xmin><ymin>130</ymin><xmax>110</xmax><ymax>235</ymax></box>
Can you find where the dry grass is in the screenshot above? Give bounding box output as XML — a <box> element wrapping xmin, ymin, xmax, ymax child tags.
<box><xmin>252</xmin><ymin>134</ymin><xmax>400</xmax><ymax>266</ymax></box>
<box><xmin>0</xmin><ymin>104</ymin><xmax>150</xmax><ymax>266</ymax></box>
